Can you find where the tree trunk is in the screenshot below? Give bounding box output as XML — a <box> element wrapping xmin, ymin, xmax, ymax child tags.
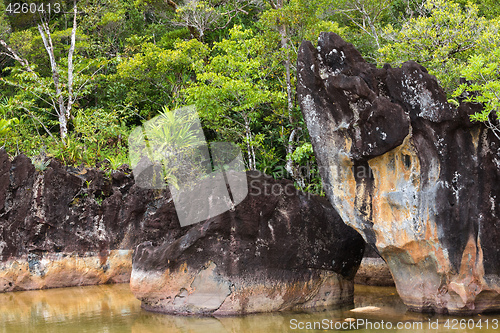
<box><xmin>275</xmin><ymin>0</ymin><xmax>302</xmax><ymax>184</ymax></box>
<box><xmin>243</xmin><ymin>114</ymin><xmax>256</xmax><ymax>170</ymax></box>
<box><xmin>66</xmin><ymin>0</ymin><xmax>78</xmax><ymax>120</ymax></box>
<box><xmin>38</xmin><ymin>22</ymin><xmax>67</xmax><ymax>140</ymax></box>
<box><xmin>37</xmin><ymin>0</ymin><xmax>78</xmax><ymax>141</ymax></box>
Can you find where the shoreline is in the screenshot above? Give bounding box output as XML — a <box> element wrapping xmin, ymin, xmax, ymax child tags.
<box><xmin>0</xmin><ymin>249</ymin><xmax>133</xmax><ymax>293</ymax></box>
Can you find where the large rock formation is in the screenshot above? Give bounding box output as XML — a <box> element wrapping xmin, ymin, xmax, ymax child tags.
<box><xmin>297</xmin><ymin>32</ymin><xmax>500</xmax><ymax>314</ymax></box>
<box><xmin>0</xmin><ymin>148</ymin><xmax>365</xmax><ymax>312</ymax></box>
<box><xmin>131</xmin><ymin>171</ymin><xmax>365</xmax><ymax>315</ymax></box>
<box><xmin>0</xmin><ymin>149</ymin><xmax>174</xmax><ymax>292</ymax></box>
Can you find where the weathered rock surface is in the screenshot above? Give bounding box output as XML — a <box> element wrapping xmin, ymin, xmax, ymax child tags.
<box><xmin>0</xmin><ymin>149</ymin><xmax>174</xmax><ymax>292</ymax></box>
<box><xmin>354</xmin><ymin>245</ymin><xmax>394</xmax><ymax>286</ymax></box>
<box><xmin>298</xmin><ymin>32</ymin><xmax>500</xmax><ymax>314</ymax></box>
<box><xmin>131</xmin><ymin>171</ymin><xmax>365</xmax><ymax>315</ymax></box>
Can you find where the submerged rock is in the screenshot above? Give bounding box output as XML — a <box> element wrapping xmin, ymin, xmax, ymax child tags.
<box><xmin>298</xmin><ymin>32</ymin><xmax>500</xmax><ymax>314</ymax></box>
<box><xmin>0</xmin><ymin>149</ymin><xmax>174</xmax><ymax>292</ymax></box>
<box><xmin>131</xmin><ymin>171</ymin><xmax>365</xmax><ymax>315</ymax></box>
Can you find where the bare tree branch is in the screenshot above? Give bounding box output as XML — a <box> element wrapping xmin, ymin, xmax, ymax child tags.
<box><xmin>266</xmin><ymin>0</ymin><xmax>277</xmax><ymax>10</ymax></box>
<box><xmin>66</xmin><ymin>0</ymin><xmax>78</xmax><ymax>120</ymax></box>
<box><xmin>335</xmin><ymin>0</ymin><xmax>392</xmax><ymax>49</ymax></box>
<box><xmin>0</xmin><ymin>38</ymin><xmax>46</xmax><ymax>89</ymax></box>
<box><xmin>20</xmin><ymin>106</ymin><xmax>56</xmax><ymax>140</ymax></box>
<box><xmin>173</xmin><ymin>0</ymin><xmax>257</xmax><ymax>40</ymax></box>
<box><xmin>166</xmin><ymin>0</ymin><xmax>178</xmax><ymax>10</ymax></box>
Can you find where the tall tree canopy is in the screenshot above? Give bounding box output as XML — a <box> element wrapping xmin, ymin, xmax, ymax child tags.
<box><xmin>2</xmin><ymin>0</ymin><xmax>500</xmax><ymax>192</ymax></box>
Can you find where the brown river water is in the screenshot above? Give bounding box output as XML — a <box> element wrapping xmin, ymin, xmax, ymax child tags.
<box><xmin>1</xmin><ymin>283</ymin><xmax>499</xmax><ymax>333</ymax></box>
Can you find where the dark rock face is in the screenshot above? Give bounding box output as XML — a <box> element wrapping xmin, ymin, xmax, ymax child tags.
<box><xmin>298</xmin><ymin>32</ymin><xmax>500</xmax><ymax>314</ymax></box>
<box><xmin>0</xmin><ymin>148</ymin><xmax>365</xmax><ymax>311</ymax></box>
<box><xmin>0</xmin><ymin>149</ymin><xmax>174</xmax><ymax>291</ymax></box>
<box><xmin>131</xmin><ymin>171</ymin><xmax>365</xmax><ymax>315</ymax></box>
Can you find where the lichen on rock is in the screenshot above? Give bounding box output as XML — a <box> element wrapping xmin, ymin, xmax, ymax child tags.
<box><xmin>131</xmin><ymin>171</ymin><xmax>365</xmax><ymax>315</ymax></box>
<box><xmin>298</xmin><ymin>32</ymin><xmax>500</xmax><ymax>314</ymax></box>
<box><xmin>0</xmin><ymin>149</ymin><xmax>176</xmax><ymax>292</ymax></box>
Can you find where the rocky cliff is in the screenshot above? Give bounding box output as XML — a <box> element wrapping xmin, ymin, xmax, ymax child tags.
<box><xmin>131</xmin><ymin>171</ymin><xmax>365</xmax><ymax>315</ymax></box>
<box><xmin>0</xmin><ymin>149</ymin><xmax>174</xmax><ymax>291</ymax></box>
<box><xmin>0</xmin><ymin>149</ymin><xmax>365</xmax><ymax>312</ymax></box>
<box><xmin>297</xmin><ymin>32</ymin><xmax>500</xmax><ymax>314</ymax></box>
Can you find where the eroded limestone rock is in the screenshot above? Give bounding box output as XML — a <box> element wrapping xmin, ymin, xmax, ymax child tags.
<box><xmin>0</xmin><ymin>149</ymin><xmax>176</xmax><ymax>291</ymax></box>
<box><xmin>131</xmin><ymin>171</ymin><xmax>365</xmax><ymax>315</ymax></box>
<box><xmin>298</xmin><ymin>32</ymin><xmax>500</xmax><ymax>314</ymax></box>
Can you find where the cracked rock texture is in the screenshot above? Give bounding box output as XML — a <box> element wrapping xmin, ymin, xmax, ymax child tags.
<box><xmin>131</xmin><ymin>171</ymin><xmax>365</xmax><ymax>315</ymax></box>
<box><xmin>298</xmin><ymin>32</ymin><xmax>500</xmax><ymax>314</ymax></box>
<box><xmin>0</xmin><ymin>149</ymin><xmax>174</xmax><ymax>292</ymax></box>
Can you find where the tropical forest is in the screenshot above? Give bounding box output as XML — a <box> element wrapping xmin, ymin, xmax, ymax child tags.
<box><xmin>1</xmin><ymin>0</ymin><xmax>498</xmax><ymax>191</ymax></box>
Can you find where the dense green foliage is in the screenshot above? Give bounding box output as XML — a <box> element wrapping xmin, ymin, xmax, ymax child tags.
<box><xmin>379</xmin><ymin>0</ymin><xmax>500</xmax><ymax>93</ymax></box>
<box><xmin>2</xmin><ymin>0</ymin><xmax>500</xmax><ymax>193</ymax></box>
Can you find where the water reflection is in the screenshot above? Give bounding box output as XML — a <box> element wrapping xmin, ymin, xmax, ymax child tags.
<box><xmin>132</xmin><ymin>312</ymin><xmax>297</xmax><ymax>333</ymax></box>
<box><xmin>1</xmin><ymin>283</ymin><xmax>500</xmax><ymax>333</ymax></box>
<box><xmin>0</xmin><ymin>284</ymin><xmax>140</xmax><ymax>333</ymax></box>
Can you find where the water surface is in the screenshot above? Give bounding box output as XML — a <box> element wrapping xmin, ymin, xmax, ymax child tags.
<box><xmin>1</xmin><ymin>283</ymin><xmax>499</xmax><ymax>332</ymax></box>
